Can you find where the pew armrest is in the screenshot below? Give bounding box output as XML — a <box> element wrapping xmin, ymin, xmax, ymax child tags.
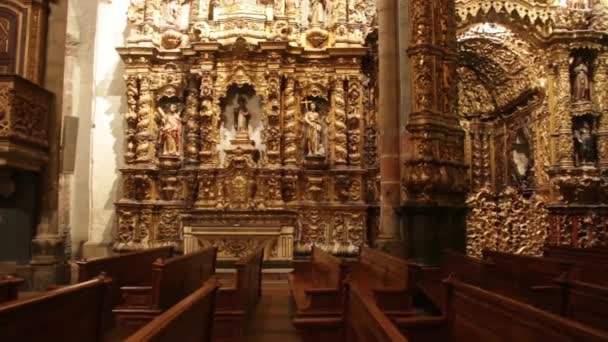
<box><xmin>119</xmin><ymin>286</ymin><xmax>154</xmax><ymax>307</ymax></box>
<box><xmin>305</xmin><ymin>287</ymin><xmax>341</xmax><ymax>310</ymax></box>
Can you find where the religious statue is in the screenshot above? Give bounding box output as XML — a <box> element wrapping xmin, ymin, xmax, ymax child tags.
<box><xmin>234</xmin><ymin>96</ymin><xmax>252</xmax><ymax>133</ymax></box>
<box><xmin>574</xmin><ymin>120</ymin><xmax>597</xmax><ymax>165</ymax></box>
<box><xmin>303</xmin><ymin>101</ymin><xmax>325</xmax><ymax>156</ymax></box>
<box><xmin>572</xmin><ymin>59</ymin><xmax>590</xmax><ymax>102</ymax></box>
<box><xmin>162</xmin><ymin>0</ymin><xmax>183</xmax><ymax>30</ymax></box>
<box><xmin>285</xmin><ymin>0</ymin><xmax>296</xmax><ymax>13</ymax></box>
<box><xmin>158</xmin><ymin>103</ymin><xmax>182</xmax><ymax>156</ymax></box>
<box><xmin>569</xmin><ymin>0</ymin><xmax>588</xmax><ymax>9</ymax></box>
<box><xmin>309</xmin><ymin>0</ymin><xmax>327</xmax><ymax>26</ymax></box>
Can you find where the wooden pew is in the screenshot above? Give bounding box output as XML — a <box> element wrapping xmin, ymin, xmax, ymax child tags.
<box><xmin>482</xmin><ymin>250</ymin><xmax>572</xmax><ymax>313</ymax></box>
<box><xmin>544</xmin><ymin>245</ymin><xmax>608</xmax><ymax>265</ymax></box>
<box><xmin>343</xmin><ymin>281</ymin><xmax>408</xmax><ymax>342</ymax></box>
<box><xmin>395</xmin><ymin>277</ymin><xmax>608</xmax><ymax>342</ymax></box>
<box><xmin>288</xmin><ymin>246</ymin><xmax>348</xmax><ymax>341</ymax></box>
<box><xmin>77</xmin><ymin>246</ymin><xmax>173</xmax><ymax>327</ymax></box>
<box><xmin>417</xmin><ymin>250</ymin><xmax>488</xmax><ymax>309</ymax></box>
<box><xmin>213</xmin><ymin>244</ymin><xmax>265</xmax><ymax>341</ymax></box>
<box><xmin>347</xmin><ymin>247</ymin><xmax>420</xmax><ymax>313</ymax></box>
<box><xmin>0</xmin><ymin>276</ymin><xmax>111</xmax><ymax>341</ymax></box>
<box><xmin>113</xmin><ymin>247</ymin><xmax>217</xmax><ymax>334</ymax></box>
<box><xmin>555</xmin><ymin>276</ymin><xmax>608</xmax><ymax>332</ymax></box>
<box><xmin>126</xmin><ymin>277</ymin><xmax>219</xmax><ymax>342</ymax></box>
<box><xmin>342</xmin><ymin>247</ymin><xmax>439</xmax><ymax>342</ymax></box>
<box><xmin>0</xmin><ymin>275</ymin><xmax>24</xmax><ymax>304</ymax></box>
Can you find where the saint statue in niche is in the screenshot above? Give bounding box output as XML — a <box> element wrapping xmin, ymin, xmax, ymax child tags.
<box><xmin>162</xmin><ymin>0</ymin><xmax>183</xmax><ymax>30</ymax></box>
<box><xmin>234</xmin><ymin>96</ymin><xmax>252</xmax><ymax>133</ymax></box>
<box><xmin>309</xmin><ymin>0</ymin><xmax>327</xmax><ymax>26</ymax></box>
<box><xmin>572</xmin><ymin>58</ymin><xmax>590</xmax><ymax>102</ymax></box>
<box><xmin>511</xmin><ymin>130</ymin><xmax>531</xmax><ymax>181</ymax></box>
<box><xmin>303</xmin><ymin>101</ymin><xmax>325</xmax><ymax>156</ymax></box>
<box><xmin>574</xmin><ymin>119</ymin><xmax>597</xmax><ymax>165</ymax></box>
<box><xmin>158</xmin><ymin>103</ymin><xmax>182</xmax><ymax>156</ymax></box>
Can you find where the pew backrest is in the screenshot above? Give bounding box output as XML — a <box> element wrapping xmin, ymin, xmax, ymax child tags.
<box><xmin>0</xmin><ymin>276</ymin><xmax>111</xmax><ymax>342</ymax></box>
<box><xmin>0</xmin><ymin>275</ymin><xmax>23</xmax><ymax>304</ymax></box>
<box><xmin>444</xmin><ymin>277</ymin><xmax>608</xmax><ymax>342</ymax></box>
<box><xmin>234</xmin><ymin>244</ymin><xmax>265</xmax><ymax>311</ymax></box>
<box><xmin>544</xmin><ymin>245</ymin><xmax>608</xmax><ymax>265</ymax></box>
<box><xmin>77</xmin><ymin>246</ymin><xmax>173</xmax><ymax>307</ymax></box>
<box><xmin>358</xmin><ymin>247</ymin><xmax>415</xmax><ymax>289</ymax></box>
<box><xmin>126</xmin><ymin>278</ymin><xmax>219</xmax><ymax>342</ymax></box>
<box><xmin>482</xmin><ymin>250</ymin><xmax>571</xmax><ymax>304</ymax></box>
<box><xmin>558</xmin><ymin>278</ymin><xmax>608</xmax><ymax>332</ymax></box>
<box><xmin>344</xmin><ymin>282</ymin><xmax>408</xmax><ymax>342</ymax></box>
<box><xmin>442</xmin><ymin>250</ymin><xmax>487</xmax><ymax>287</ymax></box>
<box><xmin>154</xmin><ymin>247</ymin><xmax>217</xmax><ymax>310</ymax></box>
<box><xmin>310</xmin><ymin>246</ymin><xmax>344</xmax><ymax>287</ymax></box>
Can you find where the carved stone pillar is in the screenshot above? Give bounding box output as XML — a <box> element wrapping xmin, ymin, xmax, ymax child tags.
<box><xmin>594</xmin><ymin>54</ymin><xmax>608</xmax><ymax>168</ymax></box>
<box><xmin>332</xmin><ymin>76</ymin><xmax>348</xmax><ymax>166</ymax></box>
<box><xmin>376</xmin><ymin>0</ymin><xmax>402</xmax><ymax>252</ymax></box>
<box><xmin>552</xmin><ymin>51</ymin><xmax>574</xmax><ymax>169</ymax></box>
<box><xmin>400</xmin><ymin>0</ymin><xmax>467</xmax><ymax>264</ymax></box>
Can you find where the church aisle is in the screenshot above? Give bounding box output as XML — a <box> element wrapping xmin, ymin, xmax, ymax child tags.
<box><xmin>244</xmin><ymin>278</ymin><xmax>301</xmax><ymax>342</ymax></box>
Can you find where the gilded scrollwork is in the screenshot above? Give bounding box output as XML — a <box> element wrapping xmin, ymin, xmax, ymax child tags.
<box><xmin>467</xmin><ymin>186</ymin><xmax>549</xmax><ymax>257</ymax></box>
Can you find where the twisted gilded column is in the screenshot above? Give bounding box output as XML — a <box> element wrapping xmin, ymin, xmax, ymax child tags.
<box><xmin>594</xmin><ymin>54</ymin><xmax>608</xmax><ymax>168</ymax></box>
<box><xmin>400</xmin><ymin>0</ymin><xmax>467</xmax><ymax>264</ymax></box>
<box><xmin>551</xmin><ymin>50</ymin><xmax>574</xmax><ymax>169</ymax></box>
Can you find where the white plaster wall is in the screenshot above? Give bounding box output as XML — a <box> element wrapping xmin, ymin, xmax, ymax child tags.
<box><xmin>85</xmin><ymin>0</ymin><xmax>128</xmax><ymax>256</ymax></box>
<box><xmin>64</xmin><ymin>0</ymin><xmax>99</xmax><ymax>258</ymax></box>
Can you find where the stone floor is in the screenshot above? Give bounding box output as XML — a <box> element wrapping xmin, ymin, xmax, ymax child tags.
<box><xmin>244</xmin><ymin>278</ymin><xmax>301</xmax><ymax>342</ymax></box>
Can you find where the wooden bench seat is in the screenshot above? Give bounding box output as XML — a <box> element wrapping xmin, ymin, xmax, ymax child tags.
<box><xmin>113</xmin><ymin>247</ymin><xmax>217</xmax><ymax>335</ymax></box>
<box><xmin>347</xmin><ymin>247</ymin><xmax>421</xmax><ymax>313</ymax></box>
<box><xmin>288</xmin><ymin>246</ymin><xmax>347</xmax><ymax>341</ymax></box>
<box><xmin>341</xmin><ymin>247</ymin><xmax>431</xmax><ymax>342</ymax></box>
<box><xmin>0</xmin><ymin>275</ymin><xmax>23</xmax><ymax>304</ymax></box>
<box><xmin>288</xmin><ymin>246</ymin><xmax>347</xmax><ymax>315</ymax></box>
<box><xmin>343</xmin><ymin>281</ymin><xmax>408</xmax><ymax>342</ymax></box>
<box><xmin>395</xmin><ymin>277</ymin><xmax>608</xmax><ymax>342</ymax></box>
<box><xmin>77</xmin><ymin>246</ymin><xmax>173</xmax><ymax>328</ymax></box>
<box><xmin>482</xmin><ymin>250</ymin><xmax>572</xmax><ymax>313</ymax></box>
<box><xmin>417</xmin><ymin>250</ymin><xmax>488</xmax><ymax>309</ymax></box>
<box><xmin>126</xmin><ymin>277</ymin><xmax>219</xmax><ymax>342</ymax></box>
<box><xmin>0</xmin><ymin>276</ymin><xmax>111</xmax><ymax>341</ymax></box>
<box><xmin>213</xmin><ymin>244</ymin><xmax>265</xmax><ymax>341</ymax></box>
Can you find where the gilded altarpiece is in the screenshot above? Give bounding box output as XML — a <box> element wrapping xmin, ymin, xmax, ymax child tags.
<box><xmin>458</xmin><ymin>0</ymin><xmax>608</xmax><ymax>256</ymax></box>
<box><xmin>115</xmin><ymin>0</ymin><xmax>378</xmax><ymax>260</ymax></box>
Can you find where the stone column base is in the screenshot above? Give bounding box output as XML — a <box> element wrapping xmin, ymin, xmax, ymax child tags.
<box><xmin>82</xmin><ymin>241</ymin><xmax>113</xmax><ymax>259</ymax></box>
<box><xmin>399</xmin><ymin>204</ymin><xmax>467</xmax><ymax>266</ymax></box>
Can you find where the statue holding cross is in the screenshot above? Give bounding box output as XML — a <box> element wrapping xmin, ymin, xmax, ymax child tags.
<box><xmin>302</xmin><ymin>99</ymin><xmax>325</xmax><ymax>156</ymax></box>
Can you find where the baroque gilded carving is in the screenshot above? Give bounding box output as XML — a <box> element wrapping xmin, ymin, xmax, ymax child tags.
<box><xmin>115</xmin><ymin>0</ymin><xmax>378</xmax><ymax>257</ymax></box>
<box><xmin>467</xmin><ymin>186</ymin><xmax>549</xmax><ymax>257</ymax></box>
